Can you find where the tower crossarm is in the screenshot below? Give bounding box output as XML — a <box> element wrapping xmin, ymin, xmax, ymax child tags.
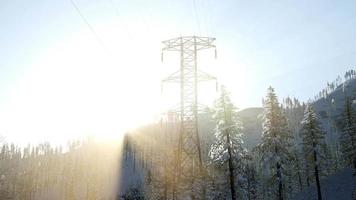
<box><xmin>162</xmin><ymin>70</ymin><xmax>181</xmax><ymax>83</ymax></box>
<box><xmin>162</xmin><ymin>70</ymin><xmax>216</xmax><ymax>84</ymax></box>
<box><xmin>197</xmin><ymin>70</ymin><xmax>216</xmax><ymax>82</ymax></box>
<box><xmin>162</xmin><ymin>36</ymin><xmax>216</xmax><ymax>52</ymax></box>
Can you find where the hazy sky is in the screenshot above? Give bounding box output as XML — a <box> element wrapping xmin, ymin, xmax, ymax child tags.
<box><xmin>0</xmin><ymin>0</ymin><xmax>355</xmax><ymax>145</ymax></box>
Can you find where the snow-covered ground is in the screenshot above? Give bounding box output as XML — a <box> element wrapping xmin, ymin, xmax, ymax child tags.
<box><xmin>294</xmin><ymin>168</ymin><xmax>356</xmax><ymax>200</ymax></box>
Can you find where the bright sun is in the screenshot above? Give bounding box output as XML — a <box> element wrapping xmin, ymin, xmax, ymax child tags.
<box><xmin>0</xmin><ymin>25</ymin><xmax>166</xmax><ymax>145</ymax></box>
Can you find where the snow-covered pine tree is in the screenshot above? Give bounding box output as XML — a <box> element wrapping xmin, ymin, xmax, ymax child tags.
<box><xmin>281</xmin><ymin>99</ymin><xmax>307</xmax><ymax>197</ymax></box>
<box><xmin>258</xmin><ymin>86</ymin><xmax>292</xmax><ymax>200</ymax></box>
<box><xmin>290</xmin><ymin>147</ymin><xmax>304</xmax><ymax>193</ymax></box>
<box><xmin>340</xmin><ymin>97</ymin><xmax>356</xmax><ymax>170</ymax></box>
<box><xmin>209</xmin><ymin>86</ymin><xmax>246</xmax><ymax>200</ymax></box>
<box><xmin>300</xmin><ymin>104</ymin><xmax>328</xmax><ymax>200</ymax></box>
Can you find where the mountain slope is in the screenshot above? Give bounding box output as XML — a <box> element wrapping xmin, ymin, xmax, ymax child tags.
<box><xmin>237</xmin><ymin>107</ymin><xmax>263</xmax><ymax>149</ymax></box>
<box><xmin>312</xmin><ymin>78</ymin><xmax>356</xmax><ymax>143</ymax></box>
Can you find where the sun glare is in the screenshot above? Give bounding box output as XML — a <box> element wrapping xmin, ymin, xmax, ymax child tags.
<box><xmin>0</xmin><ymin>24</ymin><xmax>166</xmax><ymax>145</ymax></box>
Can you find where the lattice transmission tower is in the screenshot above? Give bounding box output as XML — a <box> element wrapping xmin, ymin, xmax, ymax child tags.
<box><xmin>161</xmin><ymin>36</ymin><xmax>217</xmax><ymax>199</ymax></box>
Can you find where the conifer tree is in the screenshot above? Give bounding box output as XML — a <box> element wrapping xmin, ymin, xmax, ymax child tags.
<box><xmin>300</xmin><ymin>104</ymin><xmax>328</xmax><ymax>200</ymax></box>
<box><xmin>340</xmin><ymin>97</ymin><xmax>356</xmax><ymax>170</ymax></box>
<box><xmin>209</xmin><ymin>86</ymin><xmax>246</xmax><ymax>200</ymax></box>
<box><xmin>245</xmin><ymin>155</ymin><xmax>258</xmax><ymax>200</ymax></box>
<box><xmin>258</xmin><ymin>86</ymin><xmax>292</xmax><ymax>200</ymax></box>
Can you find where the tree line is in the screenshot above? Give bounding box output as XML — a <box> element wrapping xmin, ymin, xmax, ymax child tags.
<box><xmin>0</xmin><ymin>139</ymin><xmax>120</xmax><ymax>200</ymax></box>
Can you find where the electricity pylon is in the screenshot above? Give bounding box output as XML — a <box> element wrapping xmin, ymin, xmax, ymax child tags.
<box><xmin>161</xmin><ymin>36</ymin><xmax>217</xmax><ymax>199</ymax></box>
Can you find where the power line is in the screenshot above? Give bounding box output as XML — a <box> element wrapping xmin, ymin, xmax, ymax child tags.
<box><xmin>192</xmin><ymin>0</ymin><xmax>202</xmax><ymax>34</ymax></box>
<box><xmin>68</xmin><ymin>0</ymin><xmax>110</xmax><ymax>53</ymax></box>
<box><xmin>107</xmin><ymin>0</ymin><xmax>133</xmax><ymax>41</ymax></box>
<box><xmin>139</xmin><ymin>0</ymin><xmax>154</xmax><ymax>35</ymax></box>
<box><xmin>201</xmin><ymin>0</ymin><xmax>214</xmax><ymax>37</ymax></box>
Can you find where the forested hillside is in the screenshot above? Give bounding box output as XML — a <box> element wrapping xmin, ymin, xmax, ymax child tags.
<box><xmin>121</xmin><ymin>70</ymin><xmax>356</xmax><ymax>199</ymax></box>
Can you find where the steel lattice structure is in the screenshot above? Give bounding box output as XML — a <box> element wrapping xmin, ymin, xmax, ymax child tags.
<box><xmin>161</xmin><ymin>36</ymin><xmax>216</xmax><ymax>199</ymax></box>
